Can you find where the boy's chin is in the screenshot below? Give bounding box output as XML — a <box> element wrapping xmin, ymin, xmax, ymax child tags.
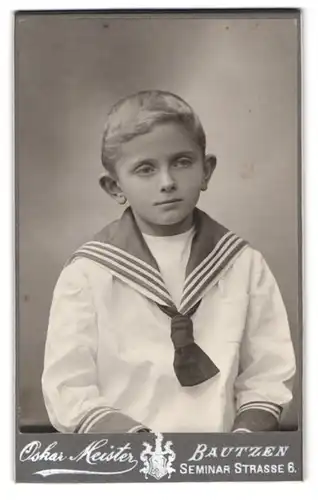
<box><xmin>132</xmin><ymin>206</ymin><xmax>195</xmax><ymax>235</ymax></box>
<box><xmin>143</xmin><ymin>213</ymin><xmax>194</xmax><ymax>236</ymax></box>
<box><xmin>157</xmin><ymin>216</ymin><xmax>189</xmax><ymax>227</ymax></box>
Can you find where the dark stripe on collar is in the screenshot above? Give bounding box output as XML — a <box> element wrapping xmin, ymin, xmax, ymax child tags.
<box><xmin>94</xmin><ymin>208</ymin><xmax>160</xmax><ymax>271</ymax></box>
<box><xmin>78</xmin><ymin>243</ymin><xmax>167</xmax><ymax>292</ymax></box>
<box><xmin>183</xmin><ymin>231</ymin><xmax>236</xmax><ymax>290</ymax></box>
<box><xmin>73</xmin><ymin>250</ymin><xmax>174</xmax><ymax>307</ymax></box>
<box><xmin>182</xmin><ymin>234</ymin><xmax>243</xmax><ymax>302</ymax></box>
<box><xmin>180</xmin><ymin>240</ymin><xmax>248</xmax><ymax>314</ymax></box>
<box><xmin>185</xmin><ymin>209</ymin><xmax>230</xmax><ymax>279</ymax></box>
<box><xmin>82</xmin><ymin>241</ymin><xmax>163</xmax><ymax>278</ymax></box>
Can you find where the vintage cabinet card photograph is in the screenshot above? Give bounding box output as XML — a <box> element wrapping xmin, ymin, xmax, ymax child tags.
<box><xmin>15</xmin><ymin>8</ymin><xmax>302</xmax><ymax>483</ymax></box>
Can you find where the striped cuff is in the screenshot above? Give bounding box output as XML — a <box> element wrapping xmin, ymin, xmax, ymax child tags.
<box><xmin>128</xmin><ymin>424</ymin><xmax>150</xmax><ymax>433</ymax></box>
<box><xmin>232</xmin><ymin>428</ymin><xmax>252</xmax><ymax>433</ymax></box>
<box><xmin>75</xmin><ymin>407</ymin><xmax>147</xmax><ymax>434</ymax></box>
<box><xmin>232</xmin><ymin>401</ymin><xmax>282</xmax><ymax>432</ymax></box>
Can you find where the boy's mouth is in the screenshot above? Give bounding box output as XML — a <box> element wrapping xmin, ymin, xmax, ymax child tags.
<box><xmin>154</xmin><ymin>198</ymin><xmax>183</xmax><ymax>206</ymax></box>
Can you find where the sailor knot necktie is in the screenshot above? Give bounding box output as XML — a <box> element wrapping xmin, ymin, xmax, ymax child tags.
<box><xmin>170</xmin><ymin>314</ymin><xmax>195</xmax><ymax>349</ymax></box>
<box><xmin>158</xmin><ymin>301</ymin><xmax>220</xmax><ymax>387</ymax></box>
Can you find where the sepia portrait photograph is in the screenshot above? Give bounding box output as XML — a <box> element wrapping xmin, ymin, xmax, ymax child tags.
<box><xmin>15</xmin><ymin>8</ymin><xmax>302</xmax><ymax>483</ymax></box>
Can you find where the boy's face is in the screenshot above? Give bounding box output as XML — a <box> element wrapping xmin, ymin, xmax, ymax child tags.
<box><xmin>103</xmin><ymin>122</ymin><xmax>216</xmax><ymax>235</ymax></box>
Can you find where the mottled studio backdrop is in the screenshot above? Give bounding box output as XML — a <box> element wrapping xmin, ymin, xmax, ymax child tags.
<box><xmin>16</xmin><ymin>13</ymin><xmax>300</xmax><ymax>429</ymax></box>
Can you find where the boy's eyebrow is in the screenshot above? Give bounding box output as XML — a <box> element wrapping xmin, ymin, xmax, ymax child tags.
<box><xmin>131</xmin><ymin>151</ymin><xmax>198</xmax><ymax>167</ymax></box>
<box><xmin>169</xmin><ymin>151</ymin><xmax>197</xmax><ymax>160</ymax></box>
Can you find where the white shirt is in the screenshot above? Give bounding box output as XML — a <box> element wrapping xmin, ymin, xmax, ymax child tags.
<box><xmin>42</xmin><ymin>246</ymin><xmax>296</xmax><ymax>433</ymax></box>
<box><xmin>142</xmin><ymin>227</ymin><xmax>195</xmax><ymax>307</ymax></box>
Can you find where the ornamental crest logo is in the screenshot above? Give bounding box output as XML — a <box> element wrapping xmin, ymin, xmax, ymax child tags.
<box><xmin>139</xmin><ymin>432</ymin><xmax>176</xmax><ymax>480</ymax></box>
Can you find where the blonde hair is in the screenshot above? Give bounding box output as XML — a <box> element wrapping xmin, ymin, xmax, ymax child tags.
<box><xmin>101</xmin><ymin>90</ymin><xmax>206</xmax><ymax>173</ymax></box>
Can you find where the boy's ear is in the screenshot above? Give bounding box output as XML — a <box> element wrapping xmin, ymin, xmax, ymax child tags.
<box><xmin>99</xmin><ymin>173</ymin><xmax>127</xmax><ymax>205</ymax></box>
<box><xmin>201</xmin><ymin>154</ymin><xmax>217</xmax><ymax>191</ymax></box>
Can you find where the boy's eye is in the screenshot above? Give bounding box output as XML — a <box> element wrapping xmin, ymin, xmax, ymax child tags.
<box><xmin>172</xmin><ymin>157</ymin><xmax>193</xmax><ymax>168</ymax></box>
<box><xmin>134</xmin><ymin>164</ymin><xmax>156</xmax><ymax>176</ymax></box>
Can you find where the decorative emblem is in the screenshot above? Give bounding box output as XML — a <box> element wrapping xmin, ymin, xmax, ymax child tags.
<box><xmin>139</xmin><ymin>432</ymin><xmax>176</xmax><ymax>480</ymax></box>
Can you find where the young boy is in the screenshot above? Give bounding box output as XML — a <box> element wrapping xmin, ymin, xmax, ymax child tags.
<box><xmin>42</xmin><ymin>90</ymin><xmax>296</xmax><ymax>434</ymax></box>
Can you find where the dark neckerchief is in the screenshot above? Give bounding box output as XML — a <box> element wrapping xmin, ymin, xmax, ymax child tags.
<box><xmin>69</xmin><ymin>207</ymin><xmax>248</xmax><ymax>386</ymax></box>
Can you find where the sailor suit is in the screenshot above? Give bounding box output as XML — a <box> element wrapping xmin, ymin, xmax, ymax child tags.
<box><xmin>42</xmin><ymin>208</ymin><xmax>296</xmax><ymax>433</ymax></box>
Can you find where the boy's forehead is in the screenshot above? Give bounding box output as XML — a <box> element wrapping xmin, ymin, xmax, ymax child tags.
<box><xmin>117</xmin><ymin>122</ymin><xmax>200</xmax><ymax>161</ymax></box>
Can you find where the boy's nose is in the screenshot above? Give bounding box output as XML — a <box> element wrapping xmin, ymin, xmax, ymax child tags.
<box><xmin>159</xmin><ymin>169</ymin><xmax>177</xmax><ymax>192</ymax></box>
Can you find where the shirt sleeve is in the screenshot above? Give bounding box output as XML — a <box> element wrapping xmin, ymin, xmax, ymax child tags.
<box><xmin>42</xmin><ymin>259</ymin><xmax>149</xmax><ymax>434</ymax></box>
<box><xmin>232</xmin><ymin>251</ymin><xmax>296</xmax><ymax>432</ymax></box>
